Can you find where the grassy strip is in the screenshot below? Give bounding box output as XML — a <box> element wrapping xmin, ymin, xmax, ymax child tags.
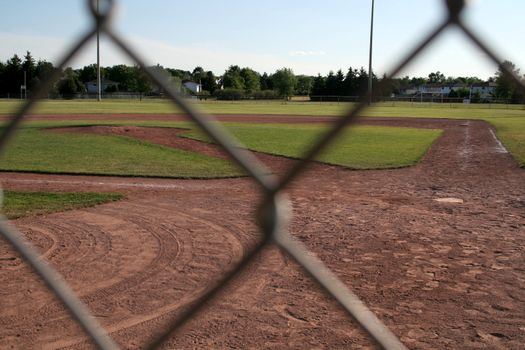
<box><xmin>0</xmin><ymin>99</ymin><xmax>181</xmax><ymax>115</ymax></box>
<box><xmin>183</xmin><ymin>123</ymin><xmax>442</xmax><ymax>169</ymax></box>
<box><xmin>0</xmin><ymin>126</ymin><xmax>242</xmax><ymax>178</ymax></box>
<box><xmin>2</xmin><ymin>191</ymin><xmax>123</xmax><ymax>219</ymax></box>
<box><xmin>1</xmin><ymin>99</ymin><xmax>524</xmax><ymax>118</ymax></box>
<box><xmin>488</xmin><ymin>117</ymin><xmax>525</xmax><ymax>167</ymax></box>
<box><xmin>1</xmin><ymin>98</ymin><xmax>514</xmax><ymax>168</ymax></box>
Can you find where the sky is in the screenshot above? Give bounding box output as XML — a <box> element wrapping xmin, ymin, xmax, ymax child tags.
<box><xmin>0</xmin><ymin>0</ymin><xmax>524</xmax><ymax>79</ymax></box>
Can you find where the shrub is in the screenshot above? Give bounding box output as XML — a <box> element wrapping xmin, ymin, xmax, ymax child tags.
<box><xmin>215</xmin><ymin>88</ymin><xmax>245</xmax><ymax>100</ymax></box>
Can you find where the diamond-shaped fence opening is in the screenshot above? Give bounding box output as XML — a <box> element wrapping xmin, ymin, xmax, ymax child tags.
<box><xmin>1</xmin><ymin>0</ymin><xmax>524</xmax><ymax>349</ymax></box>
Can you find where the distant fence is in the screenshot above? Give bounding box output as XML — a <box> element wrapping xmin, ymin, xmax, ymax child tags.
<box><xmin>310</xmin><ymin>95</ymin><xmax>512</xmax><ymax>104</ymax></box>
<box><xmin>2</xmin><ymin>92</ymin><xmax>522</xmax><ymax>107</ymax></box>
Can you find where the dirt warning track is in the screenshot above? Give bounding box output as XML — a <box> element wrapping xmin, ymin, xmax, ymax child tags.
<box><xmin>0</xmin><ymin>116</ymin><xmax>523</xmax><ymax>349</ymax></box>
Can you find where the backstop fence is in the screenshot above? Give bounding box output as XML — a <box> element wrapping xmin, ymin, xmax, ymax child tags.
<box><xmin>1</xmin><ymin>0</ymin><xmax>524</xmax><ymax>349</ymax></box>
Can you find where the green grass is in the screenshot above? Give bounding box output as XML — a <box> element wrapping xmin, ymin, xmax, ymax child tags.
<box><xmin>0</xmin><ymin>99</ymin><xmax>181</xmax><ymax>115</ymax></box>
<box><xmin>0</xmin><ymin>125</ymin><xmax>242</xmax><ymax>178</ymax></box>
<box><xmin>183</xmin><ymin>123</ymin><xmax>442</xmax><ymax>169</ymax></box>
<box><xmin>1</xmin><ymin>99</ymin><xmax>524</xmax><ymax>119</ymax></box>
<box><xmin>487</xmin><ymin>117</ymin><xmax>525</xmax><ymax>166</ymax></box>
<box><xmin>0</xmin><ymin>97</ymin><xmax>523</xmax><ymax>169</ymax></box>
<box><xmin>2</xmin><ymin>191</ymin><xmax>123</xmax><ymax>219</ymax></box>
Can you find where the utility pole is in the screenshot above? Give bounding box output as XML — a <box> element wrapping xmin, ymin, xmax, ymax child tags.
<box><xmin>96</xmin><ymin>0</ymin><xmax>101</xmax><ymax>101</ymax></box>
<box><xmin>368</xmin><ymin>0</ymin><xmax>375</xmax><ymax>105</ymax></box>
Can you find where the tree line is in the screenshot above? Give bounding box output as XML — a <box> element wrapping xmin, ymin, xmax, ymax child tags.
<box><xmin>0</xmin><ymin>51</ymin><xmax>523</xmax><ymax>102</ymax></box>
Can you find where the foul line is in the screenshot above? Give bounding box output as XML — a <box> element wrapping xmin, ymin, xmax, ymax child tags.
<box><xmin>489</xmin><ymin>129</ymin><xmax>509</xmax><ymax>154</ymax></box>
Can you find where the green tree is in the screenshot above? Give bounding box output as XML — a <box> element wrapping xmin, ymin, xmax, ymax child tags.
<box><xmin>201</xmin><ymin>71</ymin><xmax>218</xmax><ymax>94</ymax></box>
<box><xmin>167</xmin><ymin>68</ymin><xmax>192</xmax><ymax>81</ymax></box>
<box><xmin>4</xmin><ymin>54</ymin><xmax>23</xmax><ymax>95</ymax></box>
<box><xmin>335</xmin><ymin>69</ymin><xmax>345</xmax><ymax>95</ymax></box>
<box><xmin>410</xmin><ymin>76</ymin><xmax>426</xmax><ymax>87</ymax></box>
<box><xmin>192</xmin><ymin>66</ymin><xmax>205</xmax><ymax>83</ymax></box>
<box><xmin>0</xmin><ymin>61</ymin><xmax>6</xmax><ymax>95</ymax></box>
<box><xmin>325</xmin><ymin>71</ymin><xmax>338</xmax><ymax>95</ymax></box>
<box><xmin>57</xmin><ymin>67</ymin><xmax>85</xmax><ymax>97</ymax></box>
<box><xmin>494</xmin><ymin>60</ymin><xmax>522</xmax><ymax>102</ymax></box>
<box><xmin>295</xmin><ymin>75</ymin><xmax>313</xmax><ymax>95</ymax></box>
<box><xmin>310</xmin><ymin>74</ymin><xmax>326</xmax><ymax>96</ymax></box>
<box><xmin>22</xmin><ymin>51</ymin><xmax>37</xmax><ymax>90</ymax></box>
<box><xmin>106</xmin><ymin>64</ymin><xmax>135</xmax><ymax>91</ymax></box>
<box><xmin>259</xmin><ymin>72</ymin><xmax>273</xmax><ymax>90</ymax></box>
<box><xmin>271</xmin><ymin>68</ymin><xmax>297</xmax><ymax>100</ymax></box>
<box><xmin>35</xmin><ymin>60</ymin><xmax>55</xmax><ymax>81</ymax></box>
<box><xmin>240</xmin><ymin>67</ymin><xmax>260</xmax><ymax>93</ymax></box>
<box><xmin>77</xmin><ymin>63</ymin><xmax>107</xmax><ymax>83</ymax></box>
<box><xmin>133</xmin><ymin>65</ymin><xmax>152</xmax><ymax>98</ymax></box>
<box><xmin>356</xmin><ymin>67</ymin><xmax>369</xmax><ymax>95</ymax></box>
<box><xmin>428</xmin><ymin>71</ymin><xmax>445</xmax><ymax>84</ymax></box>
<box><xmin>222</xmin><ymin>65</ymin><xmax>244</xmax><ymax>90</ymax></box>
<box><xmin>344</xmin><ymin>67</ymin><xmax>358</xmax><ymax>96</ymax></box>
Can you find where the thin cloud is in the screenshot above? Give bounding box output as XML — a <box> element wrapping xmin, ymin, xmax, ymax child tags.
<box><xmin>289</xmin><ymin>50</ymin><xmax>326</xmax><ymax>57</ymax></box>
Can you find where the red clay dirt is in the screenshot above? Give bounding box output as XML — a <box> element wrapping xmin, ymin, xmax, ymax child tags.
<box><xmin>0</xmin><ymin>116</ymin><xmax>524</xmax><ymax>349</ymax></box>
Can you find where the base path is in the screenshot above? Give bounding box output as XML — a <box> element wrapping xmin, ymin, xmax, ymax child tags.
<box><xmin>0</xmin><ymin>116</ymin><xmax>523</xmax><ymax>349</ymax></box>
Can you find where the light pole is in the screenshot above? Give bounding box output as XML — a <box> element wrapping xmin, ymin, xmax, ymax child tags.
<box><xmin>96</xmin><ymin>0</ymin><xmax>101</xmax><ymax>101</ymax></box>
<box><xmin>368</xmin><ymin>0</ymin><xmax>375</xmax><ymax>105</ymax></box>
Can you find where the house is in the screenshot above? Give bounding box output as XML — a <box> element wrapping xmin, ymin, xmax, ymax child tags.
<box><xmin>85</xmin><ymin>79</ymin><xmax>118</xmax><ymax>94</ymax></box>
<box><xmin>399</xmin><ymin>82</ymin><xmax>496</xmax><ymax>101</ymax></box>
<box><xmin>399</xmin><ymin>84</ymin><xmax>452</xmax><ymax>96</ymax></box>
<box><xmin>470</xmin><ymin>83</ymin><xmax>496</xmax><ymax>100</ymax></box>
<box><xmin>182</xmin><ymin>81</ymin><xmax>202</xmax><ymax>94</ymax></box>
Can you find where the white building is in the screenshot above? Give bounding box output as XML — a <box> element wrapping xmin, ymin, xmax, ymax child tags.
<box><xmin>399</xmin><ymin>83</ymin><xmax>496</xmax><ymax>100</ymax></box>
<box><xmin>85</xmin><ymin>79</ymin><xmax>118</xmax><ymax>94</ymax></box>
<box><xmin>182</xmin><ymin>81</ymin><xmax>202</xmax><ymax>94</ymax></box>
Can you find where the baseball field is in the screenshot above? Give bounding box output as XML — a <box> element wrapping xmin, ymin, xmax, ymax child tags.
<box><xmin>0</xmin><ymin>99</ymin><xmax>523</xmax><ymax>348</ymax></box>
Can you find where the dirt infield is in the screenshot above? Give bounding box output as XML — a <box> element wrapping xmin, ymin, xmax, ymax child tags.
<box><xmin>0</xmin><ymin>116</ymin><xmax>524</xmax><ymax>349</ymax></box>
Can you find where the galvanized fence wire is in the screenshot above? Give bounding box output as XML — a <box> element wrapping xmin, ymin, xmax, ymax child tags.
<box><xmin>1</xmin><ymin>0</ymin><xmax>524</xmax><ymax>349</ymax></box>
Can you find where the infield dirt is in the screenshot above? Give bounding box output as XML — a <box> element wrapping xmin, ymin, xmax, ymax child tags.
<box><xmin>0</xmin><ymin>116</ymin><xmax>523</xmax><ymax>349</ymax></box>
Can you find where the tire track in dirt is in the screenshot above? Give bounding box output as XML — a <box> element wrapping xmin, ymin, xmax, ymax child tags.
<box><xmin>0</xmin><ymin>197</ymin><xmax>247</xmax><ymax>348</ymax></box>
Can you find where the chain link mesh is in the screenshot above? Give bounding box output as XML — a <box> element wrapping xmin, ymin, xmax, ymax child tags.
<box><xmin>1</xmin><ymin>0</ymin><xmax>524</xmax><ymax>349</ymax></box>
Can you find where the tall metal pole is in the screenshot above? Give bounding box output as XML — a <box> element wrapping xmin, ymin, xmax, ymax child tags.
<box><xmin>96</xmin><ymin>0</ymin><xmax>101</xmax><ymax>101</ymax></box>
<box><xmin>368</xmin><ymin>0</ymin><xmax>375</xmax><ymax>105</ymax></box>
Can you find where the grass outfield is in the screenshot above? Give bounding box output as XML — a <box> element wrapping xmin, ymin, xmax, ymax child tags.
<box><xmin>0</xmin><ymin>121</ymin><xmax>442</xmax><ymax>176</ymax></box>
<box><xmin>2</xmin><ymin>191</ymin><xmax>123</xmax><ymax>219</ymax></box>
<box><xmin>183</xmin><ymin>123</ymin><xmax>442</xmax><ymax>169</ymax></box>
<box><xmin>0</xmin><ymin>98</ymin><xmax>523</xmax><ymax>167</ymax></box>
<box><xmin>0</xmin><ymin>125</ymin><xmax>242</xmax><ymax>178</ymax></box>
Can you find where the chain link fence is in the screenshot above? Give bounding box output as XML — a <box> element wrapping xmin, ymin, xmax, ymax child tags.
<box><xmin>1</xmin><ymin>0</ymin><xmax>524</xmax><ymax>349</ymax></box>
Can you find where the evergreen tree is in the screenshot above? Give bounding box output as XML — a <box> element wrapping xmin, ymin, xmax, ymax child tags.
<box><xmin>4</xmin><ymin>54</ymin><xmax>23</xmax><ymax>95</ymax></box>
<box><xmin>344</xmin><ymin>67</ymin><xmax>358</xmax><ymax>96</ymax></box>
<box><xmin>335</xmin><ymin>69</ymin><xmax>345</xmax><ymax>95</ymax></box>
<box><xmin>22</xmin><ymin>51</ymin><xmax>37</xmax><ymax>90</ymax></box>
<box><xmin>310</xmin><ymin>74</ymin><xmax>326</xmax><ymax>96</ymax></box>
<box><xmin>260</xmin><ymin>72</ymin><xmax>273</xmax><ymax>90</ymax></box>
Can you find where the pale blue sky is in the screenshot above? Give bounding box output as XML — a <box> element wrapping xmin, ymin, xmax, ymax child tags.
<box><xmin>0</xmin><ymin>0</ymin><xmax>523</xmax><ymax>79</ymax></box>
